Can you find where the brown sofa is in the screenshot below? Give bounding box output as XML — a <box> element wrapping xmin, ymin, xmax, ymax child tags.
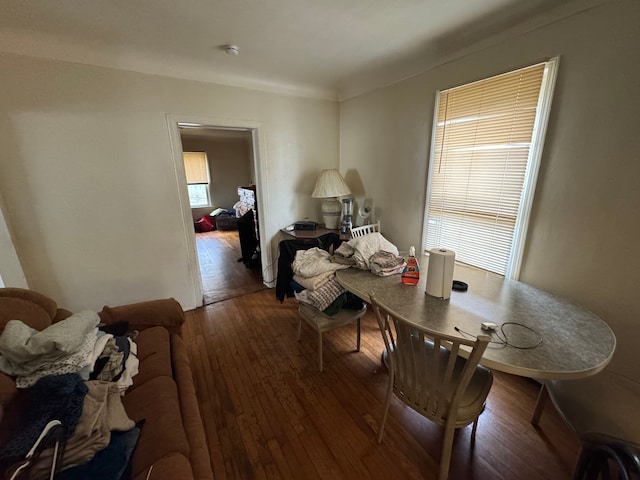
<box><xmin>0</xmin><ymin>288</ymin><xmax>214</xmax><ymax>480</ymax></box>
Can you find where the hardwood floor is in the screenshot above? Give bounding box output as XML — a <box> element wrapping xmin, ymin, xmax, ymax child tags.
<box><xmin>183</xmin><ymin>289</ymin><xmax>581</xmax><ymax>479</ymax></box>
<box><xmin>196</xmin><ymin>230</ymin><xmax>266</xmax><ymax>305</ymax></box>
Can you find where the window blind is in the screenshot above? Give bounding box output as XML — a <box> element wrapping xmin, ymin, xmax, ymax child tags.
<box><xmin>424</xmin><ymin>63</ymin><xmax>547</xmax><ymax>276</ymax></box>
<box><xmin>183</xmin><ymin>152</ymin><xmax>209</xmax><ymax>184</ymax></box>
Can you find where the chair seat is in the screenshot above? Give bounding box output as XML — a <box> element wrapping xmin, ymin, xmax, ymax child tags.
<box><xmin>298</xmin><ymin>303</ymin><xmax>366</xmax><ymax>333</ymax></box>
<box><xmin>547</xmin><ymin>370</ymin><xmax>640</xmax><ymax>448</ymax></box>
<box><xmin>446</xmin><ymin>357</ymin><xmax>493</xmax><ymax>423</ymax></box>
<box><xmin>297</xmin><ymin>303</ymin><xmax>366</xmax><ymax>372</ymax></box>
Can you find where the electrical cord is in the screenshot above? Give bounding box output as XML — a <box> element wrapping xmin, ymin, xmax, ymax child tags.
<box><xmin>454</xmin><ymin>322</ymin><xmax>543</xmax><ymax>349</ymax></box>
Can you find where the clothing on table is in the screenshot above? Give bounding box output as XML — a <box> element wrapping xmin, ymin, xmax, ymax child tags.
<box><xmin>333</xmin><ymin>242</ymin><xmax>355</xmax><ymax>258</ymax></box>
<box><xmin>331</xmin><ymin>255</ymin><xmax>356</xmax><ymax>266</ymax></box>
<box><xmin>347</xmin><ymin>232</ymin><xmax>399</xmax><ymax>270</ymax></box>
<box><xmin>369</xmin><ymin>250</ymin><xmax>406</xmax><ymax>277</ymax></box>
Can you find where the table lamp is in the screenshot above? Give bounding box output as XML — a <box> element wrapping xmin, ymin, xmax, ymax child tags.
<box><xmin>311</xmin><ymin>169</ymin><xmax>352</xmax><ymax>229</ymax></box>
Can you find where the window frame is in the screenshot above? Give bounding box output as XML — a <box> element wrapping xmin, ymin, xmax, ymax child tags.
<box><xmin>183</xmin><ymin>151</ymin><xmax>211</xmax><ymax>208</ymax></box>
<box><xmin>421</xmin><ymin>57</ymin><xmax>559</xmax><ymax>279</ymax></box>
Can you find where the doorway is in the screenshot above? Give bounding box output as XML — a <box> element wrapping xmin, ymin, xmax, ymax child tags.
<box><xmin>166</xmin><ymin>115</ymin><xmax>272</xmax><ymax>308</ymax></box>
<box><xmin>180</xmin><ymin>126</ymin><xmax>264</xmax><ymax>304</ymax></box>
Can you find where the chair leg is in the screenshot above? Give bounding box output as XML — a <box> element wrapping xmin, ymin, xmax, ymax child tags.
<box><xmin>377</xmin><ymin>374</ymin><xmax>394</xmax><ymax>443</ymax></box>
<box><xmin>471</xmin><ymin>417</ymin><xmax>479</xmax><ymax>440</ymax></box>
<box><xmin>439</xmin><ymin>423</ymin><xmax>456</xmax><ymax>480</ymax></box>
<box><xmin>531</xmin><ymin>383</ymin><xmax>549</xmax><ymax>425</ymax></box>
<box><xmin>318</xmin><ymin>331</ymin><xmax>323</xmax><ymax>372</ymax></box>
<box><xmin>571</xmin><ymin>444</ymin><xmax>589</xmax><ymax>480</ymax></box>
<box><xmin>356</xmin><ymin>318</ymin><xmax>361</xmax><ymax>352</ymax></box>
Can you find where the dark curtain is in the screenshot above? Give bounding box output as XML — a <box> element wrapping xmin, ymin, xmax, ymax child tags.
<box><xmin>237</xmin><ymin>210</ymin><xmax>258</xmax><ymax>267</ymax></box>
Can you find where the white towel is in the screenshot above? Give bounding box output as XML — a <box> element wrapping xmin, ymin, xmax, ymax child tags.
<box><xmin>292</xmin><ymin>247</ymin><xmax>350</xmax><ymax>278</ymax></box>
<box><xmin>347</xmin><ymin>233</ymin><xmax>399</xmax><ymax>270</ymax></box>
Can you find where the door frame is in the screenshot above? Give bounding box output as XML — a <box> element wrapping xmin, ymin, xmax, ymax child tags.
<box><xmin>166</xmin><ymin>114</ymin><xmax>271</xmax><ymax>308</ymax></box>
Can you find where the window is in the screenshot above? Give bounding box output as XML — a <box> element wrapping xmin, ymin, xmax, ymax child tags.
<box><xmin>183</xmin><ymin>152</ymin><xmax>211</xmax><ymax>207</ymax></box>
<box><xmin>423</xmin><ymin>58</ymin><xmax>558</xmax><ymax>278</ymax></box>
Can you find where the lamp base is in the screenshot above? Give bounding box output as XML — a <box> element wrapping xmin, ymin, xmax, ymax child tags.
<box><xmin>321</xmin><ymin>198</ymin><xmax>342</xmax><ymax>230</ymax></box>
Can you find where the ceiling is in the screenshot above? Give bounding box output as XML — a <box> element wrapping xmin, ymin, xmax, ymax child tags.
<box><xmin>1</xmin><ymin>0</ymin><xmax>599</xmax><ymax>100</ymax></box>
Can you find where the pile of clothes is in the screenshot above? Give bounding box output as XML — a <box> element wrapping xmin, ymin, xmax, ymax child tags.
<box><xmin>0</xmin><ymin>310</ymin><xmax>138</xmax><ymax>393</ymax></box>
<box><xmin>333</xmin><ymin>232</ymin><xmax>406</xmax><ymax>275</ymax></box>
<box><xmin>292</xmin><ymin>248</ymin><xmax>353</xmax><ymax>316</ymax></box>
<box><xmin>0</xmin><ymin>311</ymin><xmax>141</xmax><ymax>479</ymax></box>
<box><xmin>292</xmin><ymin>232</ymin><xmax>406</xmax><ymax>316</ymax></box>
<box><xmin>0</xmin><ymin>374</ymin><xmax>140</xmax><ymax>479</ymax></box>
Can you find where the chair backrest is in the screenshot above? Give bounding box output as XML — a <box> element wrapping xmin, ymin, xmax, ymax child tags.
<box><xmin>350</xmin><ymin>221</ymin><xmax>381</xmax><ymax>238</ymax></box>
<box><xmin>370</xmin><ymin>295</ymin><xmax>490</xmax><ymax>425</ymax></box>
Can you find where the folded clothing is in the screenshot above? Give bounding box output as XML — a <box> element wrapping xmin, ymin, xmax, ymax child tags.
<box><xmin>371</xmin><ymin>263</ymin><xmax>406</xmax><ymax>277</ymax></box>
<box><xmin>292</xmin><ymin>271</ymin><xmax>334</xmax><ymax>291</ymax></box>
<box><xmin>295</xmin><ymin>278</ymin><xmax>346</xmax><ymax>312</ymax></box>
<box><xmin>331</xmin><ymin>255</ymin><xmax>356</xmax><ymax>266</ymax></box>
<box><xmin>334</xmin><ymin>242</ymin><xmax>354</xmax><ymax>258</ymax></box>
<box><xmin>292</xmin><ymin>248</ymin><xmax>350</xmax><ymax>278</ymax></box>
<box><xmin>370</xmin><ymin>250</ymin><xmax>406</xmax><ymax>277</ymax></box>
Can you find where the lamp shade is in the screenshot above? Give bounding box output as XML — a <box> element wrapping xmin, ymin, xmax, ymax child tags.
<box><xmin>311</xmin><ymin>169</ymin><xmax>351</xmax><ymax>229</ymax></box>
<box><xmin>311</xmin><ymin>169</ymin><xmax>352</xmax><ymax>198</ymax></box>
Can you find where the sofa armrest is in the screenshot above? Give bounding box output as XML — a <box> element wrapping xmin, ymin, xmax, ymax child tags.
<box><xmin>98</xmin><ymin>298</ymin><xmax>185</xmax><ymax>336</ymax></box>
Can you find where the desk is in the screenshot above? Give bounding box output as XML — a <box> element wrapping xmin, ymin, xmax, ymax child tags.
<box><xmin>281</xmin><ymin>226</ymin><xmax>351</xmax><ymax>241</ymax></box>
<box><xmin>336</xmin><ymin>256</ymin><xmax>616</xmax><ymax>380</ymax></box>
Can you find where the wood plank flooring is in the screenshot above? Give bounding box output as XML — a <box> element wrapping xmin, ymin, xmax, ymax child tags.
<box><xmin>182</xmin><ymin>289</ymin><xmax>581</xmax><ymax>479</ymax></box>
<box><xmin>196</xmin><ymin>230</ymin><xmax>266</xmax><ymax>305</ymax></box>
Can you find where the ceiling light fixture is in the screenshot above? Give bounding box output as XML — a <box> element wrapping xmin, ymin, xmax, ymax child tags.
<box><xmin>224</xmin><ymin>44</ymin><xmax>239</xmax><ymax>56</ymax></box>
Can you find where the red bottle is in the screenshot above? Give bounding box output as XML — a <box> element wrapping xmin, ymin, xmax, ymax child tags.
<box><xmin>401</xmin><ymin>246</ymin><xmax>420</xmax><ymax>285</ymax></box>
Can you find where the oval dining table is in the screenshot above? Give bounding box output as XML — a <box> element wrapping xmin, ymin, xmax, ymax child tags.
<box><xmin>335</xmin><ymin>255</ymin><xmax>616</xmax><ymax>381</ymax></box>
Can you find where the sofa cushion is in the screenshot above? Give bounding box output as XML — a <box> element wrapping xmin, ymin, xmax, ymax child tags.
<box><xmin>122</xmin><ymin>376</ymin><xmax>190</xmax><ymax>478</ymax></box>
<box><xmin>130</xmin><ymin>326</ymin><xmax>173</xmax><ymax>389</ymax></box>
<box><xmin>171</xmin><ymin>334</ymin><xmax>214</xmax><ymax>480</ymax></box>
<box><xmin>0</xmin><ymin>298</ymin><xmax>51</xmax><ymax>334</ymax></box>
<box><xmin>131</xmin><ymin>452</ymin><xmax>194</xmax><ymax>480</ymax></box>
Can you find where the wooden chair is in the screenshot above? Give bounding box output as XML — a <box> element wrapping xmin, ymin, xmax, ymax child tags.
<box><xmin>349</xmin><ymin>221</ymin><xmax>380</xmax><ymax>238</ymax></box>
<box><xmin>531</xmin><ymin>370</ymin><xmax>640</xmax><ymax>479</ymax></box>
<box><xmin>297</xmin><ymin>303</ymin><xmax>367</xmax><ymax>372</ymax></box>
<box><xmin>371</xmin><ymin>295</ymin><xmax>493</xmax><ymax>480</ymax></box>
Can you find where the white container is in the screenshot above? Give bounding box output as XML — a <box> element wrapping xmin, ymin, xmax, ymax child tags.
<box><xmin>425</xmin><ymin>248</ymin><xmax>455</xmax><ymax>299</ymax></box>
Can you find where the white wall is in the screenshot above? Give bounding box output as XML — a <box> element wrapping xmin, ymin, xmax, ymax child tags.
<box><xmin>0</xmin><ymin>195</ymin><xmax>28</xmax><ymax>288</ymax></box>
<box><xmin>340</xmin><ymin>0</ymin><xmax>640</xmax><ymax>377</ymax></box>
<box><xmin>0</xmin><ymin>53</ymin><xmax>339</xmax><ymax>311</ymax></box>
